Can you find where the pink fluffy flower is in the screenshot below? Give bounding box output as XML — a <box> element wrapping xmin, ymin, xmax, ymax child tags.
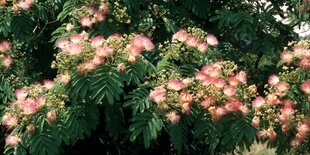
<box><xmin>225</xmin><ymin>99</ymin><xmax>243</xmax><ymax>112</ymax></box>
<box><xmin>268</xmin><ymin>74</ymin><xmax>280</xmax><ymax>86</ymax></box>
<box><xmin>91</xmin><ymin>36</ymin><xmax>105</xmax><ymax>47</ymax></box>
<box><xmin>197</xmin><ymin>42</ymin><xmax>209</xmax><ymax>53</ymax></box>
<box><xmin>301</xmin><ymin>79</ymin><xmax>310</xmax><ymax>94</ymax></box>
<box><xmin>57</xmin><ymin>73</ymin><xmax>71</xmax><ymax>85</ymax></box>
<box><xmin>194</xmin><ymin>72</ymin><xmax>207</xmax><ymax>81</ymax></box>
<box><xmin>266</xmin><ymin>94</ymin><xmax>281</xmax><ymax>105</ymax></box>
<box><xmin>43</xmin><ymin>80</ymin><xmax>54</xmax><ymax>90</ymax></box>
<box><xmin>227</xmin><ymin>76</ymin><xmax>239</xmax><ymax>86</ymax></box>
<box><xmin>299</xmin><ymin>56</ymin><xmax>310</xmax><ymax>69</ymax></box>
<box><xmin>64</xmin><ymin>43</ymin><xmax>83</xmax><ymax>56</ymax></box>
<box><xmin>3</xmin><ymin>56</ymin><xmax>13</xmax><ymax>69</ymax></box>
<box><xmin>236</xmin><ymin>71</ymin><xmax>247</xmax><ymax>84</ymax></box>
<box><xmin>172</xmin><ymin>29</ymin><xmax>188</xmax><ymax>42</ymax></box>
<box><xmin>80</xmin><ymin>16</ymin><xmax>93</xmax><ymax>27</ymax></box>
<box><xmin>213</xmin><ymin>78</ymin><xmax>226</xmax><ymax>89</ymax></box>
<box><xmin>140</xmin><ymin>36</ymin><xmax>155</xmax><ymax>51</ymax></box>
<box><xmin>251</xmin><ymin>116</ymin><xmax>260</xmax><ymax>127</ymax></box>
<box><xmin>17</xmin><ymin>0</ymin><xmax>33</xmax><ymax>10</ymax></box>
<box><xmin>92</xmin><ymin>55</ymin><xmax>105</xmax><ymax>65</ymax></box>
<box><xmin>200</xmin><ymin>96</ymin><xmax>216</xmax><ymax>109</ymax></box>
<box><xmin>70</xmin><ymin>34</ymin><xmax>83</xmax><ymax>43</ymax></box>
<box><xmin>208</xmin><ymin>106</ymin><xmax>227</xmax><ymax>121</ymax></box>
<box><xmin>275</xmin><ymin>81</ymin><xmax>289</xmax><ymax>96</ymax></box>
<box><xmin>167</xmin><ymin>79</ymin><xmax>185</xmax><ymax>91</ymax></box>
<box><xmin>21</xmin><ymin>98</ymin><xmax>38</xmax><ymax>115</ymax></box>
<box><xmin>280</xmin><ymin>51</ymin><xmax>293</xmax><ymax>63</ymax></box>
<box><xmin>186</xmin><ymin>36</ymin><xmax>199</xmax><ymax>47</ymax></box>
<box><xmin>128</xmin><ymin>55</ymin><xmax>136</xmax><ymax>64</ymax></box>
<box><xmin>252</xmin><ymin>96</ymin><xmax>265</xmax><ymax>109</ymax></box>
<box><xmin>95</xmin><ymin>45</ymin><xmax>114</xmax><ymax>57</ymax></box>
<box><xmin>149</xmin><ymin>86</ymin><xmax>167</xmax><ymax>104</ymax></box>
<box><xmin>99</xmin><ymin>3</ymin><xmax>109</xmax><ymax>14</ymax></box>
<box><xmin>296</xmin><ymin>122</ymin><xmax>310</xmax><ymax>135</ymax></box>
<box><xmin>47</xmin><ymin>110</ymin><xmax>57</xmax><ymax>124</ymax></box>
<box><xmin>94</xmin><ymin>12</ymin><xmax>106</xmax><ymax>22</ymax></box>
<box><xmin>223</xmin><ymin>85</ymin><xmax>236</xmax><ymax>97</ymax></box>
<box><xmin>55</xmin><ymin>38</ymin><xmax>69</xmax><ymax>49</ymax></box>
<box><xmin>206</xmin><ymin>34</ymin><xmax>218</xmax><ymax>46</ymax></box>
<box><xmin>165</xmin><ymin>111</ymin><xmax>180</xmax><ymax>124</ymax></box>
<box><xmin>5</xmin><ymin>135</ymin><xmax>21</xmax><ymax>147</ymax></box>
<box><xmin>0</xmin><ymin>40</ymin><xmax>12</xmax><ymax>53</ymax></box>
<box><xmin>14</xmin><ymin>88</ymin><xmax>28</xmax><ymax>100</ymax></box>
<box><xmin>2</xmin><ymin>113</ymin><xmax>18</xmax><ymax>129</ymax></box>
<box><xmin>293</xmin><ymin>45</ymin><xmax>308</xmax><ymax>58</ymax></box>
<box><xmin>240</xmin><ymin>105</ymin><xmax>249</xmax><ymax>117</ymax></box>
<box><xmin>267</xmin><ymin>127</ymin><xmax>277</xmax><ymax>141</ymax></box>
<box><xmin>281</xmin><ymin>123</ymin><xmax>291</xmax><ymax>133</ymax></box>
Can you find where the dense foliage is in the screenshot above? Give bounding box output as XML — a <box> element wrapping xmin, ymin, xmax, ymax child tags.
<box><xmin>0</xmin><ymin>0</ymin><xmax>309</xmax><ymax>154</ymax></box>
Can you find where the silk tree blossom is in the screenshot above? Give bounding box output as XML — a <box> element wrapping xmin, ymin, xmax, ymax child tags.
<box><xmin>80</xmin><ymin>16</ymin><xmax>93</xmax><ymax>27</ymax></box>
<box><xmin>91</xmin><ymin>36</ymin><xmax>105</xmax><ymax>47</ymax></box>
<box><xmin>55</xmin><ymin>38</ymin><xmax>69</xmax><ymax>49</ymax></box>
<box><xmin>20</xmin><ymin>98</ymin><xmax>39</xmax><ymax>115</ymax></box>
<box><xmin>179</xmin><ymin>92</ymin><xmax>193</xmax><ymax>114</ymax></box>
<box><xmin>167</xmin><ymin>79</ymin><xmax>185</xmax><ymax>91</ymax></box>
<box><xmin>197</xmin><ymin>42</ymin><xmax>209</xmax><ymax>53</ymax></box>
<box><xmin>127</xmin><ymin>55</ymin><xmax>136</xmax><ymax>64</ymax></box>
<box><xmin>117</xmin><ymin>63</ymin><xmax>126</xmax><ymax>73</ymax></box>
<box><xmin>282</xmin><ymin>123</ymin><xmax>291</xmax><ymax>133</ymax></box>
<box><xmin>280</xmin><ymin>51</ymin><xmax>293</xmax><ymax>63</ymax></box>
<box><xmin>225</xmin><ymin>98</ymin><xmax>243</xmax><ymax>112</ymax></box>
<box><xmin>57</xmin><ymin>73</ymin><xmax>71</xmax><ymax>85</ymax></box>
<box><xmin>91</xmin><ymin>55</ymin><xmax>105</xmax><ymax>65</ymax></box>
<box><xmin>223</xmin><ymin>85</ymin><xmax>236</xmax><ymax>97</ymax></box>
<box><xmin>95</xmin><ymin>45</ymin><xmax>114</xmax><ymax>57</ymax></box>
<box><xmin>213</xmin><ymin>78</ymin><xmax>226</xmax><ymax>89</ymax></box>
<box><xmin>2</xmin><ymin>113</ymin><xmax>18</xmax><ymax>129</ymax></box>
<box><xmin>200</xmin><ymin>96</ymin><xmax>216</xmax><ymax>109</ymax></box>
<box><xmin>186</xmin><ymin>36</ymin><xmax>199</xmax><ymax>47</ymax></box>
<box><xmin>275</xmin><ymin>81</ymin><xmax>289</xmax><ymax>96</ymax></box>
<box><xmin>301</xmin><ymin>79</ymin><xmax>310</xmax><ymax>94</ymax></box>
<box><xmin>208</xmin><ymin>106</ymin><xmax>227</xmax><ymax>121</ymax></box>
<box><xmin>252</xmin><ymin>96</ymin><xmax>265</xmax><ymax>109</ymax></box>
<box><xmin>3</xmin><ymin>56</ymin><xmax>13</xmax><ymax>69</ymax></box>
<box><xmin>268</xmin><ymin>74</ymin><xmax>280</xmax><ymax>86</ymax></box>
<box><xmin>236</xmin><ymin>71</ymin><xmax>247</xmax><ymax>84</ymax></box>
<box><xmin>293</xmin><ymin>45</ymin><xmax>308</xmax><ymax>58</ymax></box>
<box><xmin>266</xmin><ymin>94</ymin><xmax>281</xmax><ymax>105</ymax></box>
<box><xmin>14</xmin><ymin>88</ymin><xmax>28</xmax><ymax>100</ymax></box>
<box><xmin>227</xmin><ymin>76</ymin><xmax>239</xmax><ymax>86</ymax></box>
<box><xmin>0</xmin><ymin>40</ymin><xmax>12</xmax><ymax>53</ymax></box>
<box><xmin>64</xmin><ymin>43</ymin><xmax>83</xmax><ymax>56</ymax></box>
<box><xmin>172</xmin><ymin>29</ymin><xmax>188</xmax><ymax>42</ymax></box>
<box><xmin>149</xmin><ymin>86</ymin><xmax>167</xmax><ymax>104</ymax></box>
<box><xmin>296</xmin><ymin>122</ymin><xmax>310</xmax><ymax>136</ymax></box>
<box><xmin>47</xmin><ymin>110</ymin><xmax>57</xmax><ymax>124</ymax></box>
<box><xmin>5</xmin><ymin>135</ymin><xmax>21</xmax><ymax>147</ymax></box>
<box><xmin>279</xmin><ymin>100</ymin><xmax>297</xmax><ymax>123</ymax></box>
<box><xmin>251</xmin><ymin>116</ymin><xmax>260</xmax><ymax>127</ymax></box>
<box><xmin>165</xmin><ymin>111</ymin><xmax>180</xmax><ymax>124</ymax></box>
<box><xmin>16</xmin><ymin>0</ymin><xmax>33</xmax><ymax>10</ymax></box>
<box><xmin>70</xmin><ymin>34</ymin><xmax>83</xmax><ymax>43</ymax></box>
<box><xmin>299</xmin><ymin>56</ymin><xmax>310</xmax><ymax>68</ymax></box>
<box><xmin>206</xmin><ymin>34</ymin><xmax>218</xmax><ymax>46</ymax></box>
<box><xmin>43</xmin><ymin>80</ymin><xmax>55</xmax><ymax>90</ymax></box>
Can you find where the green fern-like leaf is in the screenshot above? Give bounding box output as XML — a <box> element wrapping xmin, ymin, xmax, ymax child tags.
<box><xmin>67</xmin><ymin>72</ymin><xmax>91</xmax><ymax>103</ymax></box>
<box><xmin>129</xmin><ymin>109</ymin><xmax>163</xmax><ymax>148</ymax></box>
<box><xmin>124</xmin><ymin>61</ymin><xmax>147</xmax><ymax>86</ymax></box>
<box><xmin>91</xmin><ymin>66</ymin><xmax>124</xmax><ymax>104</ymax></box>
<box><xmin>124</xmin><ymin>85</ymin><xmax>151</xmax><ymax>115</ymax></box>
<box><xmin>104</xmin><ymin>103</ymin><xmax>125</xmax><ymax>137</ymax></box>
<box><xmin>168</xmin><ymin>120</ymin><xmax>188</xmax><ymax>154</ymax></box>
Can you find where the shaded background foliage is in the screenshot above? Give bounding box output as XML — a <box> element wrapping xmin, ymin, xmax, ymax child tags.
<box><xmin>0</xmin><ymin>0</ymin><xmax>309</xmax><ymax>154</ymax></box>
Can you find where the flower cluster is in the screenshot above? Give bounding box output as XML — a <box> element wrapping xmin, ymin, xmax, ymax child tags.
<box><xmin>158</xmin><ymin>27</ymin><xmax>218</xmax><ymax>65</ymax></box>
<box><xmin>253</xmin><ymin>40</ymin><xmax>310</xmax><ymax>146</ymax></box>
<box><xmin>0</xmin><ymin>0</ymin><xmax>33</xmax><ymax>11</ymax></box>
<box><xmin>0</xmin><ymin>40</ymin><xmax>13</xmax><ymax>69</ymax></box>
<box><xmin>53</xmin><ymin>31</ymin><xmax>154</xmax><ymax>76</ymax></box>
<box><xmin>79</xmin><ymin>3</ymin><xmax>109</xmax><ymax>28</ymax></box>
<box><xmin>1</xmin><ymin>80</ymin><xmax>68</xmax><ymax>147</ymax></box>
<box><xmin>149</xmin><ymin>61</ymin><xmax>257</xmax><ymax>124</ymax></box>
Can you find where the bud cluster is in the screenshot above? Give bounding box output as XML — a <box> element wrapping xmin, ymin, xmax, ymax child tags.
<box><xmin>1</xmin><ymin>80</ymin><xmax>68</xmax><ymax>148</ymax></box>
